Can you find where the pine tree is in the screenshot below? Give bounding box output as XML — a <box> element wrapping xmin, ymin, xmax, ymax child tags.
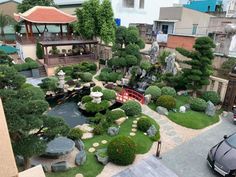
<box><xmin>36</xmin><ymin>42</ymin><xmax>44</xmax><ymax>59</ymax></box>
<box><xmin>176</xmin><ymin>37</ymin><xmax>215</xmax><ymax>96</ymax></box>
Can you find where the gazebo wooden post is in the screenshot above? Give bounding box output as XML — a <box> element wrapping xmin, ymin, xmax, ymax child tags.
<box><xmin>29</xmin><ymin>23</ymin><xmax>33</xmax><ymax>42</ymax></box>
<box><xmin>25</xmin><ymin>21</ymin><xmax>29</xmax><ymax>39</ymax></box>
<box><xmin>45</xmin><ymin>46</ymin><xmax>49</xmax><ymax>65</ymax></box>
<box><xmin>60</xmin><ymin>24</ymin><xmax>63</xmax><ymax>39</ymax></box>
<box><xmin>66</xmin><ymin>24</ymin><xmax>70</xmax><ymax>39</ymax></box>
<box><xmin>95</xmin><ymin>44</ymin><xmax>99</xmax><ymax>60</ymax></box>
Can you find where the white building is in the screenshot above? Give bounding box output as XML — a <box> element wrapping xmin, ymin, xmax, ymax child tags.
<box><xmin>226</xmin><ymin>0</ymin><xmax>236</xmax><ymax>17</ymax></box>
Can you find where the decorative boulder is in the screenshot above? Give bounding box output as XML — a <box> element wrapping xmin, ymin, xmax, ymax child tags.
<box><xmin>51</xmin><ymin>161</ymin><xmax>69</xmax><ymax>172</ymax></box>
<box><xmin>144</xmin><ymin>94</ymin><xmax>152</xmax><ymax>105</ymax></box>
<box><xmin>205</xmin><ymin>101</ymin><xmax>216</xmax><ymax>117</ymax></box>
<box><xmin>42</xmin><ymin>164</ymin><xmax>49</xmax><ymax>173</ymax></box>
<box><xmin>115</xmin><ymin>117</ymin><xmax>127</xmax><ymax>126</ymax></box>
<box><xmin>147</xmin><ymin>125</ymin><xmax>157</xmax><ymax>137</ymax></box>
<box><xmin>179</xmin><ymin>106</ymin><xmax>186</xmax><ymax>113</ymax></box>
<box><xmin>107</xmin><ymin>127</ymin><xmax>119</xmax><ymax>136</ymax></box>
<box><xmin>76</xmin><ymin>124</ymin><xmax>94</xmax><ymax>133</ymax></box>
<box><xmin>15</xmin><ymin>155</ymin><xmax>24</xmax><ymax>167</ymax></box>
<box><xmin>95</xmin><ymin>148</ymin><xmax>109</xmax><ymax>165</ymax></box>
<box><xmin>183</xmin><ymin>104</ymin><xmax>190</xmax><ymax>110</ymax></box>
<box><xmin>81</xmin><ymin>133</ymin><xmax>93</xmax><ymax>140</ymax></box>
<box><xmin>156</xmin><ymin>106</ymin><xmax>168</xmax><ymax>116</ymax></box>
<box><xmin>75</xmin><ymin>150</ymin><xmax>86</xmax><ymax>166</ymax></box>
<box><xmin>75</xmin><ymin>139</ymin><xmax>84</xmax><ymax>151</ymax></box>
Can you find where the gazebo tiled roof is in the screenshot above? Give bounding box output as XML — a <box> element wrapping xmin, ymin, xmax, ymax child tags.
<box><xmin>14</xmin><ymin>6</ymin><xmax>77</xmax><ymax>24</ymax></box>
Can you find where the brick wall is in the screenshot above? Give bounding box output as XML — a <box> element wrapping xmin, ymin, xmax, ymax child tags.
<box><xmin>167</xmin><ymin>34</ymin><xmax>196</xmax><ymax>50</ymax></box>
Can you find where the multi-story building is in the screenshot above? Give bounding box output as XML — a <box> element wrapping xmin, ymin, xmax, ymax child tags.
<box><xmin>226</xmin><ymin>0</ymin><xmax>236</xmax><ymax>17</ymax></box>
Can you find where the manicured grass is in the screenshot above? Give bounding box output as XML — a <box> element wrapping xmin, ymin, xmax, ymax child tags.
<box><xmin>148</xmin><ymin>95</ymin><xmax>221</xmax><ymax>130</ymax></box>
<box><xmin>46</xmin><ymin>114</ymin><xmax>159</xmax><ymax>177</ymax></box>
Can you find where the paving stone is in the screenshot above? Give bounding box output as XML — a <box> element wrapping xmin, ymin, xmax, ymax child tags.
<box><xmin>132</xmin><ymin>124</ymin><xmax>137</xmax><ymax>128</ymax></box>
<box><xmin>172</xmin><ymin>137</ymin><xmax>183</xmax><ymax>144</ymax></box>
<box><xmin>130</xmin><ymin>132</ymin><xmax>136</xmax><ymax>136</ymax></box>
<box><xmin>132</xmin><ymin>128</ymin><xmax>137</xmax><ymax>132</ymax></box>
<box><xmin>101</xmin><ymin>140</ymin><xmax>107</xmax><ymax>144</ymax></box>
<box><xmin>166</xmin><ymin>131</ymin><xmax>177</xmax><ymax>137</ymax></box>
<box><xmin>93</xmin><ymin>143</ymin><xmax>99</xmax><ymax>147</ymax></box>
<box><xmin>158</xmin><ymin>119</ymin><xmax>169</xmax><ymax>125</ymax></box>
<box><xmin>162</xmin><ymin>125</ymin><xmax>174</xmax><ymax>131</ymax></box>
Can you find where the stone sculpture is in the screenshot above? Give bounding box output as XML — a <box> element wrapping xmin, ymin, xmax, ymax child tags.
<box><xmin>205</xmin><ymin>101</ymin><xmax>216</xmax><ymax>117</ymax></box>
<box><xmin>149</xmin><ymin>41</ymin><xmax>159</xmax><ymax>64</ymax></box>
<box><xmin>165</xmin><ymin>53</ymin><xmax>177</xmax><ymax>75</ymax></box>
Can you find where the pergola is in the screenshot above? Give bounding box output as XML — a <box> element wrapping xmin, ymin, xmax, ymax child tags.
<box><xmin>14</xmin><ymin>6</ymin><xmax>77</xmax><ymax>41</ymax></box>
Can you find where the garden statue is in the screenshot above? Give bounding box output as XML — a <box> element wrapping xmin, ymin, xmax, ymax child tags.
<box><xmin>90</xmin><ymin>91</ymin><xmax>103</xmax><ymax>104</ymax></box>
<box><xmin>57</xmin><ymin>70</ymin><xmax>65</xmax><ymax>89</ymax></box>
<box><xmin>140</xmin><ymin>69</ymin><xmax>147</xmax><ymax>79</ymax></box>
<box><xmin>165</xmin><ymin>53</ymin><xmax>177</xmax><ymax>75</ymax></box>
<box><xmin>224</xmin><ymin>24</ymin><xmax>236</xmax><ymax>56</ymax></box>
<box><xmin>149</xmin><ymin>41</ymin><xmax>159</xmax><ymax>64</ymax></box>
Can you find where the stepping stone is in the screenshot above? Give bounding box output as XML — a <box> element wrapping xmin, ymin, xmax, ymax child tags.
<box><xmin>133</xmin><ymin>120</ymin><xmax>137</xmax><ymax>124</ymax></box>
<box><xmin>136</xmin><ymin>118</ymin><xmax>140</xmax><ymax>120</ymax></box>
<box><xmin>93</xmin><ymin>143</ymin><xmax>99</xmax><ymax>147</ymax></box>
<box><xmin>132</xmin><ymin>124</ymin><xmax>137</xmax><ymax>128</ymax></box>
<box><xmin>75</xmin><ymin>174</ymin><xmax>84</xmax><ymax>177</ymax></box>
<box><xmin>88</xmin><ymin>148</ymin><xmax>96</xmax><ymax>153</ymax></box>
<box><xmin>144</xmin><ymin>133</ymin><xmax>147</xmax><ymax>135</ymax></box>
<box><xmin>130</xmin><ymin>132</ymin><xmax>136</xmax><ymax>136</ymax></box>
<box><xmin>101</xmin><ymin>140</ymin><xmax>107</xmax><ymax>144</ymax></box>
<box><xmin>132</xmin><ymin>128</ymin><xmax>137</xmax><ymax>132</ymax></box>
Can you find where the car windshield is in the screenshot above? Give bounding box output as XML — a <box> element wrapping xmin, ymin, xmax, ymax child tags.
<box><xmin>226</xmin><ymin>134</ymin><xmax>236</xmax><ymax>148</ymax></box>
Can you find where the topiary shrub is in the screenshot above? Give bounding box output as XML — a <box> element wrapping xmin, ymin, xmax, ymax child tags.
<box><xmin>93</xmin><ymin>124</ymin><xmax>104</xmax><ymax>135</ymax></box>
<box><xmin>102</xmin><ymin>89</ymin><xmax>116</xmax><ymax>101</ymax></box>
<box><xmin>137</xmin><ymin>118</ymin><xmax>152</xmax><ymax>132</ymax></box>
<box><xmin>80</xmin><ymin>72</ymin><xmax>93</xmax><ymax>82</ymax></box>
<box><xmin>107</xmin><ymin>136</ymin><xmax>136</xmax><ymax>165</ymax></box>
<box><xmin>121</xmin><ymin>101</ymin><xmax>141</xmax><ymax>116</ymax></box>
<box><xmin>145</xmin><ymin>86</ymin><xmax>161</xmax><ymax>100</ymax></box>
<box><xmin>68</xmin><ymin>128</ymin><xmax>83</xmax><ymax>140</ymax></box>
<box><xmin>201</xmin><ymin>91</ymin><xmax>220</xmax><ymax>105</ymax></box>
<box><xmin>92</xmin><ymin>86</ymin><xmax>102</xmax><ymax>92</ymax></box>
<box><xmin>36</xmin><ymin>42</ymin><xmax>44</xmax><ymax>59</ymax></box>
<box><xmin>190</xmin><ymin>98</ymin><xmax>207</xmax><ymax>112</ymax></box>
<box><xmin>81</xmin><ymin>95</ymin><xmax>92</xmax><ymax>104</ymax></box>
<box><xmin>106</xmin><ymin>110</ymin><xmax>126</xmax><ymax>122</ymax></box>
<box><xmin>161</xmin><ymin>87</ymin><xmax>176</xmax><ymax>97</ymax></box>
<box><xmin>85</xmin><ymin>100</ymin><xmax>110</xmax><ymax>113</ymax></box>
<box><xmin>156</xmin><ymin>95</ymin><xmax>176</xmax><ymax>110</ymax></box>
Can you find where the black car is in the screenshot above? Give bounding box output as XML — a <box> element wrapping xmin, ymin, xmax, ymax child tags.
<box><xmin>207</xmin><ymin>133</ymin><xmax>236</xmax><ymax>177</ymax></box>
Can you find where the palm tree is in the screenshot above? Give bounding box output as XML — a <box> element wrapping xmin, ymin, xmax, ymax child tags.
<box><xmin>0</xmin><ymin>12</ymin><xmax>13</xmax><ymax>40</ymax></box>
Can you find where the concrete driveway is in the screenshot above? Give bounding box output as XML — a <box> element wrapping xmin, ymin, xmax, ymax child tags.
<box><xmin>161</xmin><ymin>113</ymin><xmax>236</xmax><ymax>177</ymax></box>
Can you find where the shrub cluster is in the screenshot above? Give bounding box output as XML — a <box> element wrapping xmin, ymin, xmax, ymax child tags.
<box><xmin>99</xmin><ymin>68</ymin><xmax>123</xmax><ymax>82</ymax></box>
<box><xmin>93</xmin><ymin>124</ymin><xmax>104</xmax><ymax>135</ymax></box>
<box><xmin>201</xmin><ymin>91</ymin><xmax>220</xmax><ymax>105</ymax></box>
<box><xmin>81</xmin><ymin>95</ymin><xmax>92</xmax><ymax>104</ymax></box>
<box><xmin>68</xmin><ymin>128</ymin><xmax>83</xmax><ymax>140</ymax></box>
<box><xmin>190</xmin><ymin>98</ymin><xmax>207</xmax><ymax>112</ymax></box>
<box><xmin>145</xmin><ymin>86</ymin><xmax>161</xmax><ymax>100</ymax></box>
<box><xmin>80</xmin><ymin>72</ymin><xmax>93</xmax><ymax>82</ymax></box>
<box><xmin>107</xmin><ymin>136</ymin><xmax>136</xmax><ymax>165</ymax></box>
<box><xmin>102</xmin><ymin>89</ymin><xmax>116</xmax><ymax>101</ymax></box>
<box><xmin>92</xmin><ymin>86</ymin><xmax>102</xmax><ymax>92</ymax></box>
<box><xmin>14</xmin><ymin>58</ymin><xmax>39</xmax><ymax>71</ymax></box>
<box><xmin>106</xmin><ymin>110</ymin><xmax>126</xmax><ymax>122</ymax></box>
<box><xmin>121</xmin><ymin>101</ymin><xmax>141</xmax><ymax>116</ymax></box>
<box><xmin>156</xmin><ymin>95</ymin><xmax>176</xmax><ymax>110</ymax></box>
<box><xmin>137</xmin><ymin>118</ymin><xmax>152</xmax><ymax>132</ymax></box>
<box><xmin>161</xmin><ymin>87</ymin><xmax>176</xmax><ymax>97</ymax></box>
<box><xmin>85</xmin><ymin>100</ymin><xmax>109</xmax><ymax>113</ymax></box>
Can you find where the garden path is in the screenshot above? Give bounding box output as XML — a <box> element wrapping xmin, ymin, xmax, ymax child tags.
<box><xmin>92</xmin><ymin>69</ymin><xmax>104</xmax><ymax>88</ymax></box>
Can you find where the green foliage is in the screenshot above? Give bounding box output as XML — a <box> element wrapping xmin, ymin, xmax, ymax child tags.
<box><xmin>0</xmin><ymin>50</ymin><xmax>13</xmax><ymax>65</ymax></box>
<box><xmin>38</xmin><ymin>77</ymin><xmax>58</xmax><ymax>92</ymax></box>
<box><xmin>137</xmin><ymin>118</ymin><xmax>152</xmax><ymax>132</ymax></box>
<box><xmin>190</xmin><ymin>98</ymin><xmax>207</xmax><ymax>112</ymax></box>
<box><xmin>80</xmin><ymin>72</ymin><xmax>93</xmax><ymax>82</ymax></box>
<box><xmin>106</xmin><ymin>110</ymin><xmax>126</xmax><ymax>122</ymax></box>
<box><xmin>121</xmin><ymin>101</ymin><xmax>141</xmax><ymax>116</ymax></box>
<box><xmin>18</xmin><ymin>86</ymin><xmax>45</xmax><ymax>101</ymax></box>
<box><xmin>85</xmin><ymin>100</ymin><xmax>110</xmax><ymax>113</ymax></box>
<box><xmin>68</xmin><ymin>128</ymin><xmax>83</xmax><ymax>140</ymax></box>
<box><xmin>93</xmin><ymin>124</ymin><xmax>104</xmax><ymax>135</ymax></box>
<box><xmin>158</xmin><ymin>50</ymin><xmax>171</xmax><ymax>66</ymax></box>
<box><xmin>140</xmin><ymin>60</ymin><xmax>152</xmax><ymax>71</ymax></box>
<box><xmin>14</xmin><ymin>58</ymin><xmax>39</xmax><ymax>71</ymax></box>
<box><xmin>156</xmin><ymin>95</ymin><xmax>176</xmax><ymax>110</ymax></box>
<box><xmin>0</xmin><ymin>12</ymin><xmax>14</xmax><ymax>38</ymax></box>
<box><xmin>107</xmin><ymin>136</ymin><xmax>136</xmax><ymax>165</ymax></box>
<box><xmin>81</xmin><ymin>95</ymin><xmax>92</xmax><ymax>104</ymax></box>
<box><xmin>98</xmin><ymin>69</ymin><xmax>123</xmax><ymax>82</ymax></box>
<box><xmin>126</xmin><ymin>55</ymin><xmax>138</xmax><ymax>67</ymax></box>
<box><xmin>92</xmin><ymin>86</ymin><xmax>102</xmax><ymax>92</ymax></box>
<box><xmin>36</xmin><ymin>42</ymin><xmax>44</xmax><ymax>59</ymax></box>
<box><xmin>102</xmin><ymin>89</ymin><xmax>116</xmax><ymax>101</ymax></box>
<box><xmin>177</xmin><ymin>37</ymin><xmax>215</xmax><ymax>94</ymax></box>
<box><xmin>17</xmin><ymin>0</ymin><xmax>55</xmax><ymax>13</ymax></box>
<box><xmin>50</xmin><ymin>46</ymin><xmax>60</xmax><ymax>55</ymax></box>
<box><xmin>161</xmin><ymin>87</ymin><xmax>176</xmax><ymax>97</ymax></box>
<box><xmin>220</xmin><ymin>58</ymin><xmax>236</xmax><ymax>76</ymax></box>
<box><xmin>145</xmin><ymin>86</ymin><xmax>161</xmax><ymax>100</ymax></box>
<box><xmin>201</xmin><ymin>91</ymin><xmax>220</xmax><ymax>105</ymax></box>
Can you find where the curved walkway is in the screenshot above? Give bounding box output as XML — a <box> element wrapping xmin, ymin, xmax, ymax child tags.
<box><xmin>92</xmin><ymin>69</ymin><xmax>104</xmax><ymax>88</ymax></box>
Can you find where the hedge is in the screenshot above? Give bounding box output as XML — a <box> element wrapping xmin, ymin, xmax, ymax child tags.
<box><xmin>190</xmin><ymin>98</ymin><xmax>207</xmax><ymax>112</ymax></box>
<box><xmin>102</xmin><ymin>89</ymin><xmax>116</xmax><ymax>101</ymax></box>
<box><xmin>201</xmin><ymin>91</ymin><xmax>220</xmax><ymax>105</ymax></box>
<box><xmin>156</xmin><ymin>95</ymin><xmax>176</xmax><ymax>110</ymax></box>
<box><xmin>145</xmin><ymin>86</ymin><xmax>161</xmax><ymax>100</ymax></box>
<box><xmin>121</xmin><ymin>101</ymin><xmax>141</xmax><ymax>116</ymax></box>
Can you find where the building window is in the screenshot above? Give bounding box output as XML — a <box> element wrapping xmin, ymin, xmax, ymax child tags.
<box><xmin>192</xmin><ymin>24</ymin><xmax>198</xmax><ymax>35</ymax></box>
<box><xmin>139</xmin><ymin>0</ymin><xmax>144</xmax><ymax>9</ymax></box>
<box><xmin>162</xmin><ymin>25</ymin><xmax>169</xmax><ymax>34</ymax></box>
<box><xmin>208</xmin><ymin>6</ymin><xmax>210</xmax><ymax>12</ymax></box>
<box><xmin>123</xmin><ymin>0</ymin><xmax>135</xmax><ymax>8</ymax></box>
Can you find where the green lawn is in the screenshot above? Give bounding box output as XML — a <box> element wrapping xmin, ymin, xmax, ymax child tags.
<box><xmin>149</xmin><ymin>96</ymin><xmax>221</xmax><ymax>129</ymax></box>
<box><xmin>46</xmin><ymin>114</ymin><xmax>159</xmax><ymax>177</ymax></box>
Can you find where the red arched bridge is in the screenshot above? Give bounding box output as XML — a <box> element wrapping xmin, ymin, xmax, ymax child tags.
<box><xmin>116</xmin><ymin>88</ymin><xmax>145</xmax><ymax>104</ymax></box>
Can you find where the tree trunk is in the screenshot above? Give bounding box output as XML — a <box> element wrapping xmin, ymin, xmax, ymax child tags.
<box><xmin>23</xmin><ymin>157</ymin><xmax>31</xmax><ymax>170</ymax></box>
<box><xmin>192</xmin><ymin>91</ymin><xmax>197</xmax><ymax>98</ymax></box>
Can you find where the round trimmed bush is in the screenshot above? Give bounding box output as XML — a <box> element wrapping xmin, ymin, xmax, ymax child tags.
<box><xmin>92</xmin><ymin>86</ymin><xmax>102</xmax><ymax>92</ymax></box>
<box><xmin>201</xmin><ymin>91</ymin><xmax>220</xmax><ymax>105</ymax></box>
<box><xmin>161</xmin><ymin>87</ymin><xmax>176</xmax><ymax>97</ymax></box>
<box><xmin>145</xmin><ymin>86</ymin><xmax>161</xmax><ymax>100</ymax></box>
<box><xmin>102</xmin><ymin>89</ymin><xmax>116</xmax><ymax>101</ymax></box>
<box><xmin>107</xmin><ymin>136</ymin><xmax>136</xmax><ymax>165</ymax></box>
<box><xmin>137</xmin><ymin>118</ymin><xmax>152</xmax><ymax>132</ymax></box>
<box><xmin>85</xmin><ymin>100</ymin><xmax>110</xmax><ymax>113</ymax></box>
<box><xmin>106</xmin><ymin>110</ymin><xmax>126</xmax><ymax>122</ymax></box>
<box><xmin>80</xmin><ymin>72</ymin><xmax>93</xmax><ymax>82</ymax></box>
<box><xmin>121</xmin><ymin>101</ymin><xmax>141</xmax><ymax>116</ymax></box>
<box><xmin>81</xmin><ymin>95</ymin><xmax>92</xmax><ymax>104</ymax></box>
<box><xmin>156</xmin><ymin>95</ymin><xmax>176</xmax><ymax>110</ymax></box>
<box><xmin>68</xmin><ymin>128</ymin><xmax>83</xmax><ymax>140</ymax></box>
<box><xmin>190</xmin><ymin>98</ymin><xmax>207</xmax><ymax>112</ymax></box>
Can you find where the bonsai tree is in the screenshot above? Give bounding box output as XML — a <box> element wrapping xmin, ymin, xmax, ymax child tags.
<box><xmin>176</xmin><ymin>37</ymin><xmax>215</xmax><ymax>97</ymax></box>
<box><xmin>0</xmin><ymin>50</ymin><xmax>13</xmax><ymax>65</ymax></box>
<box><xmin>17</xmin><ymin>0</ymin><xmax>55</xmax><ymax>13</ymax></box>
<box><xmin>36</xmin><ymin>42</ymin><xmax>44</xmax><ymax>59</ymax></box>
<box><xmin>0</xmin><ymin>12</ymin><xmax>14</xmax><ymax>40</ymax></box>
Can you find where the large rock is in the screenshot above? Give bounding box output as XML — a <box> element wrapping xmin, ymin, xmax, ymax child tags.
<box><xmin>183</xmin><ymin>104</ymin><xmax>190</xmax><ymax>110</ymax></box>
<box><xmin>156</xmin><ymin>106</ymin><xmax>168</xmax><ymax>116</ymax></box>
<box><xmin>144</xmin><ymin>94</ymin><xmax>152</xmax><ymax>105</ymax></box>
<box><xmin>179</xmin><ymin>106</ymin><xmax>186</xmax><ymax>113</ymax></box>
<box><xmin>15</xmin><ymin>155</ymin><xmax>24</xmax><ymax>167</ymax></box>
<box><xmin>75</xmin><ymin>150</ymin><xmax>86</xmax><ymax>166</ymax></box>
<box><xmin>107</xmin><ymin>127</ymin><xmax>119</xmax><ymax>136</ymax></box>
<box><xmin>75</xmin><ymin>139</ymin><xmax>84</xmax><ymax>151</ymax></box>
<box><xmin>147</xmin><ymin>125</ymin><xmax>157</xmax><ymax>137</ymax></box>
<box><xmin>115</xmin><ymin>117</ymin><xmax>127</xmax><ymax>125</ymax></box>
<box><xmin>81</xmin><ymin>133</ymin><xmax>93</xmax><ymax>140</ymax></box>
<box><xmin>205</xmin><ymin>101</ymin><xmax>216</xmax><ymax>117</ymax></box>
<box><xmin>76</xmin><ymin>124</ymin><xmax>93</xmax><ymax>133</ymax></box>
<box><xmin>51</xmin><ymin>161</ymin><xmax>69</xmax><ymax>172</ymax></box>
<box><xmin>95</xmin><ymin>148</ymin><xmax>109</xmax><ymax>165</ymax></box>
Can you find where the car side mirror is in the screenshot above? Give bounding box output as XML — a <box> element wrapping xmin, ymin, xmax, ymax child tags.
<box><xmin>224</xmin><ymin>135</ymin><xmax>228</xmax><ymax>139</ymax></box>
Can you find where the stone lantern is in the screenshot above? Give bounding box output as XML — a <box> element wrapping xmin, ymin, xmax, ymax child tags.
<box><xmin>57</xmin><ymin>70</ymin><xmax>65</xmax><ymax>89</ymax></box>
